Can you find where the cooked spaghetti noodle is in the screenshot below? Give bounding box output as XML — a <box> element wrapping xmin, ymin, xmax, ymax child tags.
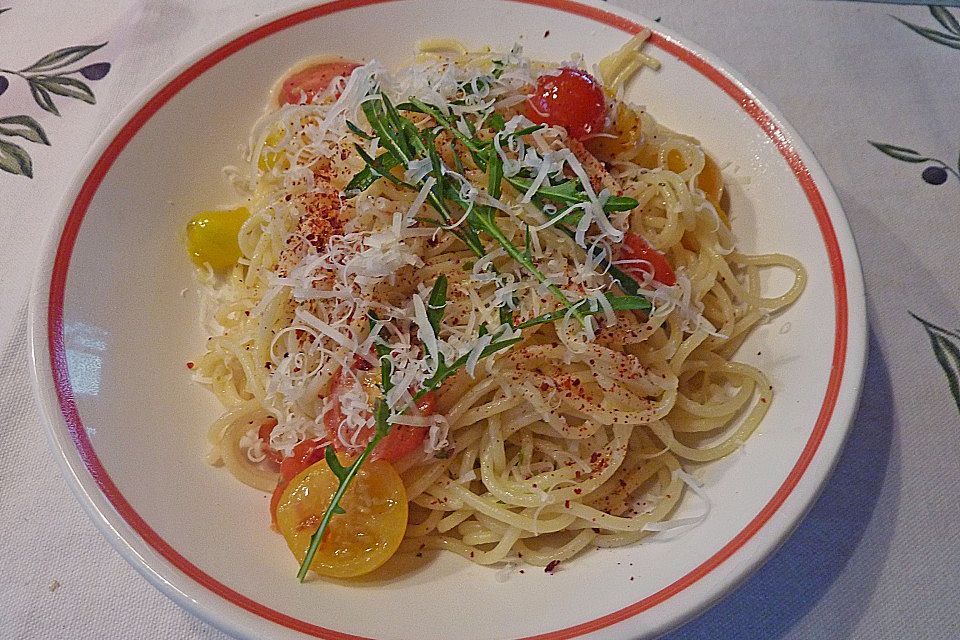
<box><xmin>189</xmin><ymin>33</ymin><xmax>805</xmax><ymax>573</ymax></box>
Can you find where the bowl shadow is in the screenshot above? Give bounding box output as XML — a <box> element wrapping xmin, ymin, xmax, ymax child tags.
<box><xmin>662</xmin><ymin>325</ymin><xmax>898</xmax><ymax>639</ymax></box>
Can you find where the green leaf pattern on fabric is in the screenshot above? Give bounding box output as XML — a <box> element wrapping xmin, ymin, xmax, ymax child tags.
<box><xmin>0</xmin><ymin>9</ymin><xmax>109</xmax><ymax>178</ymax></box>
<box><xmin>911</xmin><ymin>313</ymin><xmax>960</xmax><ymax>415</ymax></box>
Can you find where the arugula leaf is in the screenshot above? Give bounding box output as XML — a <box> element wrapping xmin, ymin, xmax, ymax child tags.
<box><xmin>417</xmin><ymin>336</ymin><xmax>523</xmax><ymax>394</ymax></box>
<box><xmin>427</xmin><ymin>275</ymin><xmax>448</xmax><ymax>336</ymax></box>
<box><xmin>511</xmin><ymin>124</ymin><xmax>546</xmax><ymax>137</ymax></box>
<box><xmin>367</xmin><ymin>312</ymin><xmax>394</xmax><ymax>395</ymax></box>
<box><xmin>451</xmin><ymin>141</ymin><xmax>466</xmax><ymax>175</ymax></box>
<box><xmin>471</xmin><ymin>207</ymin><xmax>579</xmax><ymax>314</ymax></box>
<box><xmin>298</xmin><ymin>432</ymin><xmax>385</xmax><ymax>580</ymax></box>
<box><xmin>508</xmin><ymin>175</ymin><xmax>638</xmax><ymax>212</ymax></box>
<box><xmin>517</xmin><ymin>294</ymin><xmax>651</xmax><ymax>329</ymax></box>
<box><xmin>346</xmin><ymin>120</ymin><xmax>373</xmax><ymax>140</ymax></box>
<box><xmin>373</xmin><ymin>398</ymin><xmax>391</xmax><ymax>438</ymax></box>
<box><xmin>605</xmin><ymin>195</ymin><xmax>641</xmax><ymax>212</ymax></box>
<box><xmin>487</xmin><ymin>145</ymin><xmax>503</xmax><ymax>200</ymax></box>
<box><xmin>362</xmin><ymin>100</ymin><xmax>412</xmax><ymax>165</ymax></box>
<box><xmin>324</xmin><ymin>446</ymin><xmax>349</xmax><ymax>483</ymax></box>
<box><xmin>554</xmin><ymin>224</ymin><xmax>644</xmax><ymax>296</ymax></box>
<box><xmin>353</xmin><ymin>144</ymin><xmax>413</xmax><ymax>190</ymax></box>
<box><xmin>404</xmin><ymin>98</ymin><xmax>486</xmax><ymax>165</ymax></box>
<box><xmin>345</xmin><ymin>152</ymin><xmax>401</xmax><ymax>192</ymax></box>
<box><xmin>381</xmin><ymin>93</ymin><xmax>413</xmax><ymax>156</ymax></box>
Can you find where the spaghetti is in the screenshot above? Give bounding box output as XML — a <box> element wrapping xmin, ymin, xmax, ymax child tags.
<box><xmin>188</xmin><ymin>33</ymin><xmax>806</xmax><ymax>576</ymax></box>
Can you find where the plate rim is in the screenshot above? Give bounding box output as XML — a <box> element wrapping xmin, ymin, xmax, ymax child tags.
<box><xmin>27</xmin><ymin>0</ymin><xmax>868</xmax><ymax>639</ymax></box>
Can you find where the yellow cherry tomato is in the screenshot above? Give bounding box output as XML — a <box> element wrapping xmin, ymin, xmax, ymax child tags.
<box><xmin>697</xmin><ymin>154</ymin><xmax>724</xmax><ymax>205</ymax></box>
<box><xmin>585</xmin><ymin>102</ymin><xmax>641</xmax><ymax>161</ymax></box>
<box><xmin>666</xmin><ymin>150</ymin><xmax>729</xmax><ymax>227</ymax></box>
<box><xmin>258</xmin><ymin>126</ymin><xmax>286</xmax><ymax>172</ymax></box>
<box><xmin>276</xmin><ymin>456</ymin><xmax>408</xmax><ymax>578</ymax></box>
<box><xmin>185</xmin><ymin>206</ymin><xmax>249</xmax><ymax>270</ymax></box>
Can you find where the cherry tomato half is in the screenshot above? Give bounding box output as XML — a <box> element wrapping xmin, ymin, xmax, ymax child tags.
<box><xmin>276</xmin><ymin>456</ymin><xmax>407</xmax><ymax>578</ymax></box>
<box><xmin>270</xmin><ymin>438</ymin><xmax>328</xmax><ymax>527</ymax></box>
<box><xmin>525</xmin><ymin>68</ymin><xmax>608</xmax><ymax>140</ymax></box>
<box><xmin>279</xmin><ymin>59</ymin><xmax>361</xmax><ymax>106</ymax></box>
<box><xmin>666</xmin><ymin>150</ymin><xmax>729</xmax><ymax>227</ymax></box>
<box><xmin>621</xmin><ymin>232</ymin><xmax>677</xmax><ymax>287</ymax></box>
<box><xmin>323</xmin><ymin>363</ymin><xmax>437</xmax><ymax>462</ymax></box>
<box><xmin>186</xmin><ymin>207</ymin><xmax>249</xmax><ymax>270</ymax></box>
<box><xmin>257</xmin><ymin>418</ymin><xmax>283</xmax><ymax>466</ymax></box>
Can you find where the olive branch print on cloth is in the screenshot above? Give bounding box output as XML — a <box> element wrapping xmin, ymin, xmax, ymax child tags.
<box><xmin>910</xmin><ymin>313</ymin><xmax>960</xmax><ymax>415</ymax></box>
<box><xmin>894</xmin><ymin>5</ymin><xmax>960</xmax><ymax>51</ymax></box>
<box><xmin>0</xmin><ymin>7</ymin><xmax>110</xmax><ymax>178</ymax></box>
<box><xmin>869</xmin><ymin>5</ymin><xmax>959</xmax><ymax>188</ymax></box>
<box><xmin>874</xmin><ymin>5</ymin><xmax>960</xmax><ymax>415</ymax></box>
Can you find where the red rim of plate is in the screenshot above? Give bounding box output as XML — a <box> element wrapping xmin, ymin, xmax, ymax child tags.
<box><xmin>45</xmin><ymin>1</ymin><xmax>848</xmax><ymax>638</ymax></box>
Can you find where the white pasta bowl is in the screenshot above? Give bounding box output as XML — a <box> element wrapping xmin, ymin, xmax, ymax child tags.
<box><xmin>29</xmin><ymin>1</ymin><xmax>867</xmax><ymax>639</ymax></box>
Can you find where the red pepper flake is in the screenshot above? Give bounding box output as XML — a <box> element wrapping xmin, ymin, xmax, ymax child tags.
<box><xmin>564</xmin><ymin>500</ymin><xmax>571</xmax><ymax>508</ymax></box>
<box><xmin>185</xmin><ymin>361</ymin><xmax>194</xmax><ymax>369</ymax></box>
<box><xmin>573</xmin><ymin>488</ymin><xmax>582</xmax><ymax>495</ymax></box>
<box><xmin>545</xmin><ymin>560</ymin><xmax>561</xmax><ymax>574</ymax></box>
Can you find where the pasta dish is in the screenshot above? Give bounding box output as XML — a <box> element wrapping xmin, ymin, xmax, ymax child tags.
<box><xmin>184</xmin><ymin>34</ymin><xmax>806</xmax><ymax>580</ymax></box>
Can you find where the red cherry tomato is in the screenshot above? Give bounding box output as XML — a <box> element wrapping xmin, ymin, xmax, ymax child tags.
<box><xmin>279</xmin><ymin>438</ymin><xmax>328</xmax><ymax>483</ymax></box>
<box><xmin>257</xmin><ymin>418</ymin><xmax>283</xmax><ymax>465</ymax></box>
<box><xmin>621</xmin><ymin>232</ymin><xmax>677</xmax><ymax>286</ymax></box>
<box><xmin>323</xmin><ymin>364</ymin><xmax>436</xmax><ymax>462</ymax></box>
<box><xmin>524</xmin><ymin>68</ymin><xmax>608</xmax><ymax>140</ymax></box>
<box><xmin>270</xmin><ymin>437</ymin><xmax>328</xmax><ymax>527</ymax></box>
<box><xmin>279</xmin><ymin>59</ymin><xmax>361</xmax><ymax>105</ymax></box>
<box><xmin>267</xmin><ymin>357</ymin><xmax>438</xmax><ymax>526</ymax></box>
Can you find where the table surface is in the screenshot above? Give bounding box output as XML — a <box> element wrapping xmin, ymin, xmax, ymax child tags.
<box><xmin>2</xmin><ymin>1</ymin><xmax>959</xmax><ymax>638</ymax></box>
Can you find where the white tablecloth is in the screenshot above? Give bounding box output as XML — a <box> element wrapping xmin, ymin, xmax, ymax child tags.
<box><xmin>2</xmin><ymin>1</ymin><xmax>959</xmax><ymax>638</ymax></box>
